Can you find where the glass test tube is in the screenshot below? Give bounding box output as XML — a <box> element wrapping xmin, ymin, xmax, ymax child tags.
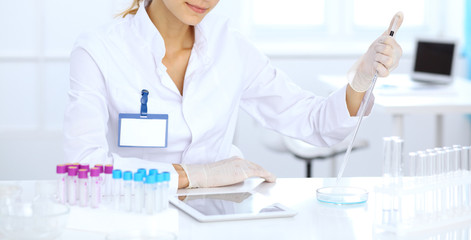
<box><xmin>123</xmin><ymin>171</ymin><xmax>133</xmax><ymax>212</ymax></box>
<box><xmin>162</xmin><ymin>172</ymin><xmax>170</xmax><ymax>210</ymax></box>
<box><xmin>78</xmin><ymin>169</ymin><xmax>89</xmax><ymax>207</ymax></box>
<box><xmin>90</xmin><ymin>167</ymin><xmax>101</xmax><ymax>208</ymax></box>
<box><xmin>436</xmin><ymin>150</ymin><xmax>446</xmax><ymax>214</ymax></box>
<box><xmin>406</xmin><ymin>152</ymin><xmax>417</xmax><ymax>178</ymax></box>
<box><xmin>452</xmin><ymin>146</ymin><xmax>462</xmax><ymax>175</ymax></box>
<box><xmin>104</xmin><ymin>165</ymin><xmax>114</xmax><ymax>202</ymax></box>
<box><xmin>461</xmin><ymin>146</ymin><xmax>470</xmax><ymax>174</ymax></box>
<box><xmin>67</xmin><ymin>166</ymin><xmax>78</xmax><ymax>205</ymax></box>
<box><xmin>145</xmin><ymin>174</ymin><xmax>156</xmax><ymax>214</ymax></box>
<box><xmin>463</xmin><ymin>146</ymin><xmax>471</xmax><ymax>210</ymax></box>
<box><xmin>112</xmin><ymin>169</ymin><xmax>122</xmax><ymax>210</ymax></box>
<box><xmin>56</xmin><ymin>164</ymin><xmax>68</xmax><ymax>204</ymax></box>
<box><xmin>392</xmin><ymin>138</ymin><xmax>404</xmax><ymax>181</ymax></box>
<box><xmin>133</xmin><ymin>172</ymin><xmax>144</xmax><ymax>213</ymax></box>
<box><xmin>382</xmin><ymin>137</ymin><xmax>393</xmax><ymax>179</ymax></box>
<box><xmin>414</xmin><ymin>153</ymin><xmax>427</xmax><ymax>219</ymax></box>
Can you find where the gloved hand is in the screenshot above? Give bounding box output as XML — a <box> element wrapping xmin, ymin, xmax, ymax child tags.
<box><xmin>348</xmin><ymin>12</ymin><xmax>404</xmax><ymax>92</ymax></box>
<box><xmin>181</xmin><ymin>156</ymin><xmax>276</xmax><ymax>188</ymax></box>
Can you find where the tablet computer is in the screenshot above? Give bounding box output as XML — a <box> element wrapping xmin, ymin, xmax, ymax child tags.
<box><xmin>170</xmin><ymin>191</ymin><xmax>297</xmax><ymax>222</ymax></box>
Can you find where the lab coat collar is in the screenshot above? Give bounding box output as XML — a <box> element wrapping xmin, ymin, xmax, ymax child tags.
<box><xmin>132</xmin><ymin>2</ymin><xmax>212</xmax><ymax>68</ymax></box>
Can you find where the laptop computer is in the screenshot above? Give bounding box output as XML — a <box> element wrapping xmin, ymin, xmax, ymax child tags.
<box><xmin>411</xmin><ymin>38</ymin><xmax>457</xmax><ymax>84</ymax></box>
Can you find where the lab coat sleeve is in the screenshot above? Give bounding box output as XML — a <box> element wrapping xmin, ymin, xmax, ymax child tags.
<box><xmin>238</xmin><ymin>39</ymin><xmax>374</xmax><ymax>147</ymax></box>
<box><xmin>63</xmin><ymin>45</ymin><xmax>178</xmax><ymax>194</ymax></box>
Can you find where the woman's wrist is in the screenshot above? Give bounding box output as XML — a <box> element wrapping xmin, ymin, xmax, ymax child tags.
<box><xmin>173</xmin><ymin>164</ymin><xmax>189</xmax><ymax>189</ymax></box>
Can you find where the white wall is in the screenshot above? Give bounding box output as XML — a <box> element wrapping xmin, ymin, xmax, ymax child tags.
<box><xmin>0</xmin><ymin>1</ymin><xmax>469</xmax><ymax>180</ymax></box>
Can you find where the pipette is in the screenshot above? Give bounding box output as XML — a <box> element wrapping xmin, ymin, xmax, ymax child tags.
<box><xmin>335</xmin><ymin>15</ymin><xmax>400</xmax><ymax>185</ymax></box>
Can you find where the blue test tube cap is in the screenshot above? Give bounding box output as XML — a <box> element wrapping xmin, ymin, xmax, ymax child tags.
<box><xmin>149</xmin><ymin>169</ymin><xmax>158</xmax><ymax>176</ymax></box>
<box><xmin>134</xmin><ymin>172</ymin><xmax>144</xmax><ymax>182</ymax></box>
<box><xmin>163</xmin><ymin>172</ymin><xmax>170</xmax><ymax>182</ymax></box>
<box><xmin>145</xmin><ymin>174</ymin><xmax>156</xmax><ymax>184</ymax></box>
<box><xmin>123</xmin><ymin>171</ymin><xmax>133</xmax><ymax>181</ymax></box>
<box><xmin>137</xmin><ymin>168</ymin><xmax>147</xmax><ymax>176</ymax></box>
<box><xmin>156</xmin><ymin>173</ymin><xmax>164</xmax><ymax>183</ymax></box>
<box><xmin>112</xmin><ymin>169</ymin><xmax>122</xmax><ymax>179</ymax></box>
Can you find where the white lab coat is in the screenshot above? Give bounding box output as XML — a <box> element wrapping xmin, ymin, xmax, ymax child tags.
<box><xmin>63</xmin><ymin>4</ymin><xmax>373</xmax><ymax>193</ymax></box>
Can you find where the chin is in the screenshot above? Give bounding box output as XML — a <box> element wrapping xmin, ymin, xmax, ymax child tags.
<box><xmin>181</xmin><ymin>16</ymin><xmax>206</xmax><ymax>26</ymax></box>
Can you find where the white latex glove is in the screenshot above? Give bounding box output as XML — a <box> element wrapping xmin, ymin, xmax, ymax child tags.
<box><xmin>181</xmin><ymin>156</ymin><xmax>277</xmax><ymax>188</ymax></box>
<box><xmin>348</xmin><ymin>12</ymin><xmax>404</xmax><ymax>92</ymax></box>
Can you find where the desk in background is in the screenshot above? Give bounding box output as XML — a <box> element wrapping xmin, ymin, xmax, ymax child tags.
<box><xmin>318</xmin><ymin>74</ymin><xmax>471</xmax><ymax>147</ymax></box>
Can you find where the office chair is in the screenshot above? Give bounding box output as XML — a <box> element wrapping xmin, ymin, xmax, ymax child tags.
<box><xmin>282</xmin><ymin>137</ymin><xmax>369</xmax><ymax>177</ymax></box>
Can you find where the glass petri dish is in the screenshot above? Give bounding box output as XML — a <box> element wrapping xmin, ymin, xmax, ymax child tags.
<box><xmin>316</xmin><ymin>186</ymin><xmax>368</xmax><ymax>205</ymax></box>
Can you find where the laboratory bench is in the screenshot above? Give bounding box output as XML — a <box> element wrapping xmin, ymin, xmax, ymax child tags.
<box><xmin>1</xmin><ymin>177</ymin><xmax>471</xmax><ymax>240</ymax></box>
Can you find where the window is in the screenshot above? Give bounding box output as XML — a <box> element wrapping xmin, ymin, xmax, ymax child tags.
<box><xmin>252</xmin><ymin>0</ymin><xmax>325</xmax><ymax>26</ymax></box>
<box><xmin>353</xmin><ymin>0</ymin><xmax>426</xmax><ymax>28</ymax></box>
<box><xmin>243</xmin><ymin>0</ymin><xmax>463</xmax><ymax>56</ymax></box>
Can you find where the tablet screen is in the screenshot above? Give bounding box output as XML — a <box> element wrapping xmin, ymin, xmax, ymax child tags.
<box><xmin>178</xmin><ymin>192</ymin><xmax>285</xmax><ymax>216</ymax></box>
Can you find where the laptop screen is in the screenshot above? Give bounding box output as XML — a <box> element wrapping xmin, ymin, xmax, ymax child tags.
<box><xmin>414</xmin><ymin>41</ymin><xmax>455</xmax><ymax>76</ymax></box>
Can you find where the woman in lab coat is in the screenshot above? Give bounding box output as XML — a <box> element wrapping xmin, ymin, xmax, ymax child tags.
<box><xmin>64</xmin><ymin>0</ymin><xmax>403</xmax><ymax>191</ymax></box>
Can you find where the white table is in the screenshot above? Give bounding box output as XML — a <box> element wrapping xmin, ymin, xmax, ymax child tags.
<box><xmin>2</xmin><ymin>178</ymin><xmax>471</xmax><ymax>240</ymax></box>
<box><xmin>318</xmin><ymin>74</ymin><xmax>471</xmax><ymax>147</ymax></box>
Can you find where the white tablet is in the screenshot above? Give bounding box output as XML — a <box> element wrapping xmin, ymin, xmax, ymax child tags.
<box><xmin>170</xmin><ymin>191</ymin><xmax>297</xmax><ymax>222</ymax></box>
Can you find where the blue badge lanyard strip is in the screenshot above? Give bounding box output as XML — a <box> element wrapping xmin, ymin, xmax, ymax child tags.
<box><xmin>141</xmin><ymin>89</ymin><xmax>149</xmax><ymax>118</ymax></box>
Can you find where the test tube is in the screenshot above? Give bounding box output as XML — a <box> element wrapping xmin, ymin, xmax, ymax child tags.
<box><xmin>78</xmin><ymin>169</ymin><xmax>89</xmax><ymax>207</ymax></box>
<box><xmin>145</xmin><ymin>174</ymin><xmax>156</xmax><ymax>214</ymax></box>
<box><xmin>67</xmin><ymin>166</ymin><xmax>78</xmax><ymax>205</ymax></box>
<box><xmin>415</xmin><ymin>153</ymin><xmax>427</xmax><ymax>218</ymax></box>
<box><xmin>436</xmin><ymin>150</ymin><xmax>446</xmax><ymax>214</ymax></box>
<box><xmin>56</xmin><ymin>164</ymin><xmax>68</xmax><ymax>204</ymax></box>
<box><xmin>133</xmin><ymin>172</ymin><xmax>144</xmax><ymax>213</ymax></box>
<box><xmin>104</xmin><ymin>165</ymin><xmax>113</xmax><ymax>202</ymax></box>
<box><xmin>162</xmin><ymin>172</ymin><xmax>170</xmax><ymax>210</ymax></box>
<box><xmin>95</xmin><ymin>164</ymin><xmax>105</xmax><ymax>196</ymax></box>
<box><xmin>90</xmin><ymin>167</ymin><xmax>101</xmax><ymax>208</ymax></box>
<box><xmin>123</xmin><ymin>171</ymin><xmax>133</xmax><ymax>212</ymax></box>
<box><xmin>112</xmin><ymin>169</ymin><xmax>122</xmax><ymax>210</ymax></box>
<box><xmin>155</xmin><ymin>173</ymin><xmax>163</xmax><ymax>212</ymax></box>
<box><xmin>453</xmin><ymin>146</ymin><xmax>462</xmax><ymax>175</ymax></box>
<box><xmin>392</xmin><ymin>138</ymin><xmax>404</xmax><ymax>180</ymax></box>
<box><xmin>463</xmin><ymin>146</ymin><xmax>471</xmax><ymax>210</ymax></box>
<box><xmin>460</xmin><ymin>146</ymin><xmax>470</xmax><ymax>174</ymax></box>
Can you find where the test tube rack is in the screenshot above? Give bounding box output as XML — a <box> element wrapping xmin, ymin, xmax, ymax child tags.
<box><xmin>374</xmin><ymin>173</ymin><xmax>471</xmax><ymax>235</ymax></box>
<box><xmin>374</xmin><ymin>140</ymin><xmax>471</xmax><ymax>236</ymax></box>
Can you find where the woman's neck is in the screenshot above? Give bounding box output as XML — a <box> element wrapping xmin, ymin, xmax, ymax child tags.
<box><xmin>146</xmin><ymin>0</ymin><xmax>194</xmax><ymax>52</ymax></box>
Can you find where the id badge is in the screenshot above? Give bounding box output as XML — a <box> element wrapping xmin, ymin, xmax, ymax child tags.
<box><xmin>118</xmin><ymin>89</ymin><xmax>168</xmax><ymax>148</ymax></box>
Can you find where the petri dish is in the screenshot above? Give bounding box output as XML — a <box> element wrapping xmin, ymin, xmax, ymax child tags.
<box><xmin>316</xmin><ymin>186</ymin><xmax>368</xmax><ymax>205</ymax></box>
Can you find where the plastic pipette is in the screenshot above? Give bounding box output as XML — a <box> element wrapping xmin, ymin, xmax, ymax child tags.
<box><xmin>336</xmin><ymin>16</ymin><xmax>400</xmax><ymax>184</ymax></box>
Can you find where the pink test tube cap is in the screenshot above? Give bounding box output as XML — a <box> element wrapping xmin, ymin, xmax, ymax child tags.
<box><xmin>79</xmin><ymin>163</ymin><xmax>90</xmax><ymax>171</ymax></box>
<box><xmin>68</xmin><ymin>166</ymin><xmax>78</xmax><ymax>176</ymax></box>
<box><xmin>56</xmin><ymin>164</ymin><xmax>67</xmax><ymax>174</ymax></box>
<box><xmin>78</xmin><ymin>169</ymin><xmax>88</xmax><ymax>179</ymax></box>
<box><xmin>94</xmin><ymin>164</ymin><xmax>104</xmax><ymax>174</ymax></box>
<box><xmin>104</xmin><ymin>165</ymin><xmax>114</xmax><ymax>174</ymax></box>
<box><xmin>90</xmin><ymin>167</ymin><xmax>100</xmax><ymax>177</ymax></box>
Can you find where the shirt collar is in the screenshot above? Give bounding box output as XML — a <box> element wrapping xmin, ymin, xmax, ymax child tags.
<box><xmin>132</xmin><ymin>1</ymin><xmax>212</xmax><ymax>67</ymax></box>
